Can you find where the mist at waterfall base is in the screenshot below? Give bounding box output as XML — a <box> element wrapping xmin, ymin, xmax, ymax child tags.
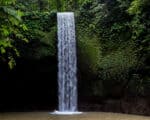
<box><xmin>51</xmin><ymin>12</ymin><xmax>81</xmax><ymax>115</ymax></box>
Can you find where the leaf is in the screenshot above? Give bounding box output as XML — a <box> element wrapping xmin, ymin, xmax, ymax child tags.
<box><xmin>2</xmin><ymin>6</ymin><xmax>22</xmax><ymax>21</ymax></box>
<box><xmin>22</xmin><ymin>38</ymin><xmax>29</xmax><ymax>43</ymax></box>
<box><xmin>2</xmin><ymin>27</ymin><xmax>10</xmax><ymax>36</ymax></box>
<box><xmin>20</xmin><ymin>24</ymin><xmax>28</xmax><ymax>31</ymax></box>
<box><xmin>0</xmin><ymin>47</ymin><xmax>6</xmax><ymax>54</ymax></box>
<box><xmin>8</xmin><ymin>57</ymin><xmax>16</xmax><ymax>69</ymax></box>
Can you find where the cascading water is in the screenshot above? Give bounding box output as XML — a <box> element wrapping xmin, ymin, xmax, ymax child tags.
<box><xmin>52</xmin><ymin>12</ymin><xmax>81</xmax><ymax>115</ymax></box>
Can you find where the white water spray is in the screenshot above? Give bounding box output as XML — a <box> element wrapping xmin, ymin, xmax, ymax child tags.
<box><xmin>52</xmin><ymin>12</ymin><xmax>81</xmax><ymax>115</ymax></box>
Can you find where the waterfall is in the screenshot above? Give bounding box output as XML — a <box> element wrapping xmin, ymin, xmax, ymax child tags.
<box><xmin>57</xmin><ymin>12</ymin><xmax>78</xmax><ymax>112</ymax></box>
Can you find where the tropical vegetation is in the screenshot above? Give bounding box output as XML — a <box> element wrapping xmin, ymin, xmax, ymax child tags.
<box><xmin>0</xmin><ymin>0</ymin><xmax>149</xmax><ymax>102</ymax></box>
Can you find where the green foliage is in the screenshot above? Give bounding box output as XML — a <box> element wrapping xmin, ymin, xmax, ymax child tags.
<box><xmin>126</xmin><ymin>0</ymin><xmax>150</xmax><ymax>96</ymax></box>
<box><xmin>78</xmin><ymin>34</ymin><xmax>102</xmax><ymax>73</ymax></box>
<box><xmin>17</xmin><ymin>0</ymin><xmax>49</xmax><ymax>11</ymax></box>
<box><xmin>19</xmin><ymin>11</ymin><xmax>57</xmax><ymax>59</ymax></box>
<box><xmin>99</xmin><ymin>44</ymin><xmax>138</xmax><ymax>81</ymax></box>
<box><xmin>76</xmin><ymin>0</ymin><xmax>150</xmax><ymax>97</ymax></box>
<box><xmin>0</xmin><ymin>0</ymin><xmax>16</xmax><ymax>5</ymax></box>
<box><xmin>0</xmin><ymin>0</ymin><xmax>28</xmax><ymax>69</ymax></box>
<box><xmin>0</xmin><ymin>0</ymin><xmax>149</xmax><ymax>98</ymax></box>
<box><xmin>127</xmin><ymin>0</ymin><xmax>144</xmax><ymax>15</ymax></box>
<box><xmin>98</xmin><ymin>43</ymin><xmax>140</xmax><ymax>96</ymax></box>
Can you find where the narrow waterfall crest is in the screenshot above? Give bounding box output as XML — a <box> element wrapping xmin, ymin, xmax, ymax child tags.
<box><xmin>53</xmin><ymin>12</ymin><xmax>81</xmax><ymax>115</ymax></box>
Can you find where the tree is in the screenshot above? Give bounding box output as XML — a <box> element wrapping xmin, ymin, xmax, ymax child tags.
<box><xmin>0</xmin><ymin>0</ymin><xmax>27</xmax><ymax>69</ymax></box>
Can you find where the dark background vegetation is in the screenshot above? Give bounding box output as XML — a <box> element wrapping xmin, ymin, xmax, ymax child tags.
<box><xmin>0</xmin><ymin>0</ymin><xmax>150</xmax><ymax>115</ymax></box>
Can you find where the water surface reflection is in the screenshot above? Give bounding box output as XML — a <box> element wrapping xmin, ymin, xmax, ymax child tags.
<box><xmin>0</xmin><ymin>112</ymin><xmax>150</xmax><ymax>120</ymax></box>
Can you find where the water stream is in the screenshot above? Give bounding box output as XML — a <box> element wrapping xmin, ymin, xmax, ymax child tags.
<box><xmin>57</xmin><ymin>12</ymin><xmax>78</xmax><ymax>113</ymax></box>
